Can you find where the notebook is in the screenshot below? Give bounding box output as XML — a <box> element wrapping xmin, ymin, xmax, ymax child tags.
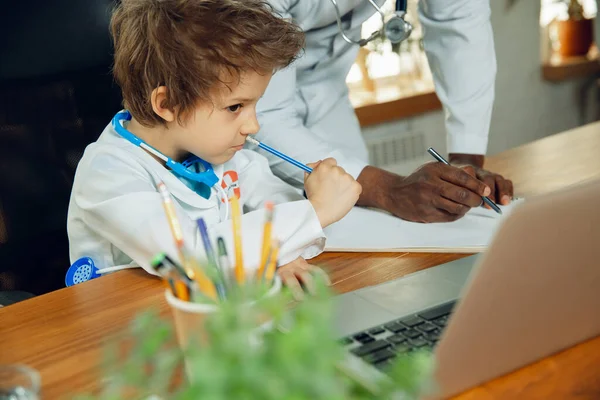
<box><xmin>323</xmin><ymin>199</ymin><xmax>523</xmax><ymax>253</ymax></box>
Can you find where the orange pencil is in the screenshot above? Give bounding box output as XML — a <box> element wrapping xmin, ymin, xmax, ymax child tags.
<box><xmin>150</xmin><ymin>253</ymin><xmax>190</xmax><ymax>301</ymax></box>
<box><xmin>173</xmin><ymin>280</ymin><xmax>190</xmax><ymax>301</ymax></box>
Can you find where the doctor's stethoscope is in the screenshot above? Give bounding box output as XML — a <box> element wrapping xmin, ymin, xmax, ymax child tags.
<box><xmin>328</xmin><ymin>0</ymin><xmax>412</xmax><ymax>46</ymax></box>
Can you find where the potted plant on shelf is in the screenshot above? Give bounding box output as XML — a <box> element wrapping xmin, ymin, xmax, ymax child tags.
<box><xmin>551</xmin><ymin>0</ymin><xmax>594</xmax><ymax>57</ymax></box>
<box><xmin>75</xmin><ymin>277</ymin><xmax>435</xmax><ymax>400</ymax></box>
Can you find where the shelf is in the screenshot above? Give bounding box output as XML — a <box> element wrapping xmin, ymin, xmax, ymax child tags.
<box><xmin>349</xmin><ymin>76</ymin><xmax>442</xmax><ymax>127</ymax></box>
<box><xmin>353</xmin><ymin>90</ymin><xmax>441</xmax><ymax>127</ymax></box>
<box><xmin>542</xmin><ymin>49</ymin><xmax>600</xmax><ymax>82</ymax></box>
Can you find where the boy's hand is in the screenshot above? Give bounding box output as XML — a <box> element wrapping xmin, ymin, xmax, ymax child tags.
<box><xmin>304</xmin><ymin>158</ymin><xmax>362</xmax><ymax>228</ymax></box>
<box><xmin>277</xmin><ymin>257</ymin><xmax>330</xmax><ymax>301</ymax></box>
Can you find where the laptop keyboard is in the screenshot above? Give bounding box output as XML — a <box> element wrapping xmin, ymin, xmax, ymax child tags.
<box><xmin>341</xmin><ymin>300</ymin><xmax>456</xmax><ymax>371</ymax></box>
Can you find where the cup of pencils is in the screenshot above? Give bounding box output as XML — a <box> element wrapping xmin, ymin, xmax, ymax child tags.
<box><xmin>153</xmin><ymin>184</ymin><xmax>284</xmax><ymax>373</ymax></box>
<box><xmin>164</xmin><ymin>274</ymin><xmax>282</xmax><ymax>346</ymax></box>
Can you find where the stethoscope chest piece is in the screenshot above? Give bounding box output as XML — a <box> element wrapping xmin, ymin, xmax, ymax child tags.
<box><xmin>328</xmin><ymin>0</ymin><xmax>412</xmax><ymax>46</ymax></box>
<box><xmin>385</xmin><ymin>12</ymin><xmax>413</xmax><ymax>44</ymax></box>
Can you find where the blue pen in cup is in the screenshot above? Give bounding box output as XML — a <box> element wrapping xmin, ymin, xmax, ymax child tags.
<box><xmin>196</xmin><ymin>218</ymin><xmax>227</xmax><ymax>298</ymax></box>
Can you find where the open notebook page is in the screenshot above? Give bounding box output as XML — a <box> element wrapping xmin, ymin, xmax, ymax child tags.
<box><xmin>323</xmin><ymin>199</ymin><xmax>524</xmax><ymax>253</ymax></box>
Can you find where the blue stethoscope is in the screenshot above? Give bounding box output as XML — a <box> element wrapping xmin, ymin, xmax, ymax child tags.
<box><xmin>111</xmin><ymin>110</ymin><xmax>230</xmax><ymax>217</ymax></box>
<box><xmin>112</xmin><ymin>110</ymin><xmax>220</xmax><ymax>189</ymax></box>
<box><xmin>65</xmin><ymin>110</ymin><xmax>230</xmax><ymax>287</ymax></box>
<box><xmin>329</xmin><ymin>0</ymin><xmax>412</xmax><ymax>46</ymax></box>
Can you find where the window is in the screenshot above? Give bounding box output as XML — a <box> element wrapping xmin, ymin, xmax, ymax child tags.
<box><xmin>539</xmin><ymin>0</ymin><xmax>599</xmax><ymax>81</ymax></box>
<box><xmin>346</xmin><ymin>0</ymin><xmax>434</xmax><ymax>108</ymax></box>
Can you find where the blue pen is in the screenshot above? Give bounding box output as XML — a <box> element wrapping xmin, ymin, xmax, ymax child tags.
<box><xmin>246</xmin><ymin>137</ymin><xmax>313</xmax><ymax>174</ymax></box>
<box><xmin>427</xmin><ymin>147</ymin><xmax>502</xmax><ymax>215</ymax></box>
<box><xmin>196</xmin><ymin>218</ymin><xmax>227</xmax><ymax>298</ymax></box>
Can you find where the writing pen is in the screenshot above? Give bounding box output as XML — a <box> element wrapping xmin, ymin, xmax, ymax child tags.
<box><xmin>196</xmin><ymin>218</ymin><xmax>227</xmax><ymax>299</ymax></box>
<box><xmin>246</xmin><ymin>136</ymin><xmax>312</xmax><ymax>174</ymax></box>
<box><xmin>427</xmin><ymin>147</ymin><xmax>502</xmax><ymax>215</ymax></box>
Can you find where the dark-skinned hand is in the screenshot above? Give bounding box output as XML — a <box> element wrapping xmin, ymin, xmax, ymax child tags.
<box><xmin>356</xmin><ymin>162</ymin><xmax>493</xmax><ymax>223</ymax></box>
<box><xmin>448</xmin><ymin>153</ymin><xmax>513</xmax><ymax>207</ymax></box>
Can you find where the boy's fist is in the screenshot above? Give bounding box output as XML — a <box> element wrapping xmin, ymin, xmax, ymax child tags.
<box><xmin>305</xmin><ymin>158</ymin><xmax>362</xmax><ymax>228</ymax></box>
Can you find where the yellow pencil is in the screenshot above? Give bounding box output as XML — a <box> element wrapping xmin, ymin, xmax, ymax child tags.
<box><xmin>157</xmin><ymin>182</ymin><xmax>217</xmax><ymax>300</ymax></box>
<box><xmin>230</xmin><ymin>196</ymin><xmax>245</xmax><ymax>284</ymax></box>
<box><xmin>157</xmin><ymin>182</ymin><xmax>186</xmax><ymax>265</ymax></box>
<box><xmin>256</xmin><ymin>201</ymin><xmax>274</xmax><ymax>279</ymax></box>
<box><xmin>264</xmin><ymin>239</ymin><xmax>280</xmax><ymax>283</ymax></box>
<box><xmin>182</xmin><ymin>250</ymin><xmax>218</xmax><ymax>301</ymax></box>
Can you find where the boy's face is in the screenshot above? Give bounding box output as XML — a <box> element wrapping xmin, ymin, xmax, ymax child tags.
<box><xmin>172</xmin><ymin>70</ymin><xmax>272</xmax><ymax>165</ymax></box>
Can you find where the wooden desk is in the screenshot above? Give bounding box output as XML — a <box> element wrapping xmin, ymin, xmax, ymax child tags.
<box><xmin>1</xmin><ymin>122</ymin><xmax>600</xmax><ymax>399</ymax></box>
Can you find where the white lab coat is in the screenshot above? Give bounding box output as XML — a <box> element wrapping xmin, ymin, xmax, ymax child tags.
<box><xmin>257</xmin><ymin>0</ymin><xmax>496</xmax><ymax>187</ymax></box>
<box><xmin>67</xmin><ymin>122</ymin><xmax>326</xmax><ymax>276</ymax></box>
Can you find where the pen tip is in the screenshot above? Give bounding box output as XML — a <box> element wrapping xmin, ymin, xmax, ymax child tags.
<box><xmin>217</xmin><ymin>237</ymin><xmax>227</xmax><ymax>253</ymax></box>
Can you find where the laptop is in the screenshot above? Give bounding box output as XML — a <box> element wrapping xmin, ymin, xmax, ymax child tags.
<box><xmin>334</xmin><ymin>179</ymin><xmax>600</xmax><ymax>398</ymax></box>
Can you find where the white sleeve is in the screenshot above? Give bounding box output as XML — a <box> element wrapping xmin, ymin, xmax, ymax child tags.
<box><xmin>419</xmin><ymin>0</ymin><xmax>496</xmax><ymax>155</ymax></box>
<box><xmin>74</xmin><ymin>152</ymin><xmax>325</xmax><ymax>277</ymax></box>
<box><xmin>256</xmin><ymin>62</ymin><xmax>367</xmax><ymax>187</ymax></box>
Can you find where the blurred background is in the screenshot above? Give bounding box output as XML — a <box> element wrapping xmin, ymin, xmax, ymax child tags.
<box><xmin>350</xmin><ymin>0</ymin><xmax>599</xmax><ymax>174</ymax></box>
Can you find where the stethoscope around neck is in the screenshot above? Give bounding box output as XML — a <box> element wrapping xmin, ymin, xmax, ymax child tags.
<box><xmin>64</xmin><ymin>110</ymin><xmax>231</xmax><ymax>287</ymax></box>
<box><xmin>111</xmin><ymin>110</ymin><xmax>230</xmax><ymax>219</ymax></box>
<box><xmin>329</xmin><ymin>0</ymin><xmax>412</xmax><ymax>46</ymax></box>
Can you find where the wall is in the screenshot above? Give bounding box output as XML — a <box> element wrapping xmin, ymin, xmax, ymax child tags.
<box><xmin>364</xmin><ymin>0</ymin><xmax>599</xmax><ymax>175</ymax></box>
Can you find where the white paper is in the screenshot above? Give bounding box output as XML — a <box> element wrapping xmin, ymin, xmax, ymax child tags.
<box><xmin>323</xmin><ymin>199</ymin><xmax>524</xmax><ymax>253</ymax></box>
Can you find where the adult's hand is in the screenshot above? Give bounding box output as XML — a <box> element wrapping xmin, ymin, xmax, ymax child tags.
<box><xmin>356</xmin><ymin>164</ymin><xmax>491</xmax><ymax>223</ymax></box>
<box><xmin>448</xmin><ymin>153</ymin><xmax>513</xmax><ymax>206</ymax></box>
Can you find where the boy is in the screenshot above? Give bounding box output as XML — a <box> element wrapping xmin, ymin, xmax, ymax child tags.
<box><xmin>67</xmin><ymin>0</ymin><xmax>362</xmax><ymax>297</ymax></box>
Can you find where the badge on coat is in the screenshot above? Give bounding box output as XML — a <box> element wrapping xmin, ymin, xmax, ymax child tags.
<box><xmin>221</xmin><ymin>170</ymin><xmax>240</xmax><ymax>201</ymax></box>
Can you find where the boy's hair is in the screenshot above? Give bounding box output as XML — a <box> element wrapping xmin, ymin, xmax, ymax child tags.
<box><xmin>110</xmin><ymin>0</ymin><xmax>305</xmax><ymax>127</ymax></box>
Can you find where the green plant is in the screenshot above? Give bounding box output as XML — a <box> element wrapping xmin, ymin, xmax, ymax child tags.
<box><xmin>551</xmin><ymin>0</ymin><xmax>585</xmax><ymax>20</ymax></box>
<box><xmin>566</xmin><ymin>0</ymin><xmax>584</xmax><ymax>19</ymax></box>
<box><xmin>76</xmin><ymin>277</ymin><xmax>434</xmax><ymax>399</ymax></box>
